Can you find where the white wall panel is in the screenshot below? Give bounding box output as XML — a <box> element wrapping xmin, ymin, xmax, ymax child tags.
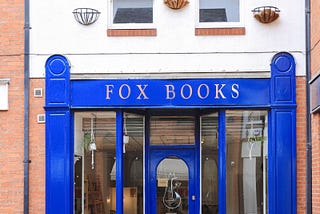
<box><xmin>30</xmin><ymin>0</ymin><xmax>306</xmax><ymax>77</ymax></box>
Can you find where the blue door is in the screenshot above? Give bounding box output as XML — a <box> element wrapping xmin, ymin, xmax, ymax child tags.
<box><xmin>148</xmin><ymin>148</ymin><xmax>197</xmax><ymax>214</ymax></box>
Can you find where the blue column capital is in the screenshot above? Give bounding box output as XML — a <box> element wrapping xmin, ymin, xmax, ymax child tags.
<box><xmin>45</xmin><ymin>55</ymin><xmax>71</xmax><ymax>108</ymax></box>
<box><xmin>270</xmin><ymin>52</ymin><xmax>296</xmax><ymax>106</ymax></box>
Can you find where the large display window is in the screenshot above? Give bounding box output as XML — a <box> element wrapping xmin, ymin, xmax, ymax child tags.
<box><xmin>72</xmin><ymin>110</ymin><xmax>268</xmax><ymax>214</ymax></box>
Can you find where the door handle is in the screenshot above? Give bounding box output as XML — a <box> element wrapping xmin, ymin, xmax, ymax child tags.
<box><xmin>192</xmin><ymin>195</ymin><xmax>196</xmax><ymax>201</ymax></box>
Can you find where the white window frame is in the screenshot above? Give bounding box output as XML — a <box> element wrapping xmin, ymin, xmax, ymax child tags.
<box><xmin>107</xmin><ymin>0</ymin><xmax>156</xmax><ymax>29</ymax></box>
<box><xmin>195</xmin><ymin>0</ymin><xmax>244</xmax><ymax>28</ymax></box>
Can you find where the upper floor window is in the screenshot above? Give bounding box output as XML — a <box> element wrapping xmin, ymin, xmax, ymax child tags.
<box><xmin>112</xmin><ymin>0</ymin><xmax>153</xmax><ymax>25</ymax></box>
<box><xmin>198</xmin><ymin>0</ymin><xmax>242</xmax><ymax>27</ymax></box>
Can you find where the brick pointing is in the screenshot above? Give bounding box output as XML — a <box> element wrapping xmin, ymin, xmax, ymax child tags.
<box><xmin>296</xmin><ymin>77</ymin><xmax>307</xmax><ymax>214</ymax></box>
<box><xmin>107</xmin><ymin>29</ymin><xmax>157</xmax><ymax>37</ymax></box>
<box><xmin>0</xmin><ymin>0</ymin><xmax>24</xmax><ymax>213</ymax></box>
<box><xmin>311</xmin><ymin>0</ymin><xmax>320</xmax><ymax>212</ymax></box>
<box><xmin>195</xmin><ymin>27</ymin><xmax>246</xmax><ymax>35</ymax></box>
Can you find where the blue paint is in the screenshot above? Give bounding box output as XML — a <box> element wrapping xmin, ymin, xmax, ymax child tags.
<box><xmin>45</xmin><ymin>55</ymin><xmax>70</xmax><ymax>107</ymax></box>
<box><xmin>275</xmin><ymin>111</ymin><xmax>293</xmax><ymax>213</ymax></box>
<box><xmin>270</xmin><ymin>52</ymin><xmax>296</xmax><ymax>214</ymax></box>
<box><xmin>145</xmin><ymin>114</ymin><xmax>151</xmax><ymax>214</ymax></box>
<box><xmin>268</xmin><ymin>110</ymin><xmax>275</xmax><ymax>214</ymax></box>
<box><xmin>45</xmin><ymin>55</ymin><xmax>71</xmax><ymax>214</ymax></box>
<box><xmin>195</xmin><ymin>116</ymin><xmax>201</xmax><ymax>214</ymax></box>
<box><xmin>148</xmin><ymin>148</ymin><xmax>196</xmax><ymax>214</ymax></box>
<box><xmin>218</xmin><ymin>110</ymin><xmax>226</xmax><ymax>214</ymax></box>
<box><xmin>44</xmin><ymin>52</ymin><xmax>297</xmax><ymax>214</ymax></box>
<box><xmin>116</xmin><ymin>112</ymin><xmax>124</xmax><ymax>214</ymax></box>
<box><xmin>71</xmin><ymin>79</ymin><xmax>269</xmax><ymax>107</ymax></box>
<box><xmin>271</xmin><ymin>52</ymin><xmax>296</xmax><ymax>105</ymax></box>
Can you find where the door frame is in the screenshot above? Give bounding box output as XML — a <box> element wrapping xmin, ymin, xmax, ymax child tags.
<box><xmin>147</xmin><ymin>148</ymin><xmax>198</xmax><ymax>214</ymax></box>
<box><xmin>145</xmin><ymin>113</ymin><xmax>201</xmax><ymax>214</ymax></box>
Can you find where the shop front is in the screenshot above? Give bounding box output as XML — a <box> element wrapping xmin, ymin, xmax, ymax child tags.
<box><xmin>45</xmin><ymin>52</ymin><xmax>296</xmax><ymax>214</ymax></box>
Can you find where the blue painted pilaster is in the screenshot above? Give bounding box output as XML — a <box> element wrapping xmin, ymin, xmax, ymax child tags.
<box><xmin>45</xmin><ymin>55</ymin><xmax>71</xmax><ymax>214</ymax></box>
<box><xmin>270</xmin><ymin>52</ymin><xmax>297</xmax><ymax>214</ymax></box>
<box><xmin>218</xmin><ymin>110</ymin><xmax>226</xmax><ymax>214</ymax></box>
<box><xmin>116</xmin><ymin>111</ymin><xmax>124</xmax><ymax>214</ymax></box>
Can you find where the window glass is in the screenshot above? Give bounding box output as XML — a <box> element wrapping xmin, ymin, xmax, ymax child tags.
<box><xmin>113</xmin><ymin>0</ymin><xmax>153</xmax><ymax>24</ymax></box>
<box><xmin>150</xmin><ymin>116</ymin><xmax>195</xmax><ymax>145</ymax></box>
<box><xmin>226</xmin><ymin>110</ymin><xmax>268</xmax><ymax>214</ymax></box>
<box><xmin>123</xmin><ymin>113</ymin><xmax>144</xmax><ymax>214</ymax></box>
<box><xmin>157</xmin><ymin>156</ymin><xmax>189</xmax><ymax>214</ymax></box>
<box><xmin>201</xmin><ymin>113</ymin><xmax>218</xmax><ymax>214</ymax></box>
<box><xmin>74</xmin><ymin>112</ymin><xmax>145</xmax><ymax>214</ymax></box>
<box><xmin>199</xmin><ymin>0</ymin><xmax>240</xmax><ymax>22</ymax></box>
<box><xmin>74</xmin><ymin>112</ymin><xmax>117</xmax><ymax>214</ymax></box>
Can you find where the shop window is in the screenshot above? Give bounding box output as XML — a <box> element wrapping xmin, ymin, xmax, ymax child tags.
<box><xmin>201</xmin><ymin>113</ymin><xmax>219</xmax><ymax>214</ymax></box>
<box><xmin>150</xmin><ymin>116</ymin><xmax>195</xmax><ymax>145</ymax></box>
<box><xmin>74</xmin><ymin>112</ymin><xmax>117</xmax><ymax>214</ymax></box>
<box><xmin>226</xmin><ymin>110</ymin><xmax>268</xmax><ymax>214</ymax></box>
<box><xmin>111</xmin><ymin>0</ymin><xmax>153</xmax><ymax>25</ymax></box>
<box><xmin>74</xmin><ymin>112</ymin><xmax>144</xmax><ymax>214</ymax></box>
<box><xmin>123</xmin><ymin>113</ymin><xmax>144</xmax><ymax>214</ymax></box>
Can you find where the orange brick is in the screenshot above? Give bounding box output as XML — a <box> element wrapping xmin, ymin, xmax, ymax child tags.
<box><xmin>107</xmin><ymin>29</ymin><xmax>157</xmax><ymax>37</ymax></box>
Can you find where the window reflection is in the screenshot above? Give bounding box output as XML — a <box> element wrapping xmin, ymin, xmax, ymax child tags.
<box><xmin>113</xmin><ymin>0</ymin><xmax>153</xmax><ymax>24</ymax></box>
<box><xmin>226</xmin><ymin>110</ymin><xmax>268</xmax><ymax>214</ymax></box>
<box><xmin>123</xmin><ymin>113</ymin><xmax>144</xmax><ymax>214</ymax></box>
<box><xmin>199</xmin><ymin>0</ymin><xmax>240</xmax><ymax>22</ymax></box>
<box><xmin>74</xmin><ymin>112</ymin><xmax>145</xmax><ymax>214</ymax></box>
<box><xmin>74</xmin><ymin>112</ymin><xmax>117</xmax><ymax>214</ymax></box>
<box><xmin>150</xmin><ymin>116</ymin><xmax>195</xmax><ymax>145</ymax></box>
<box><xmin>201</xmin><ymin>113</ymin><xmax>219</xmax><ymax>214</ymax></box>
<box><xmin>157</xmin><ymin>157</ymin><xmax>189</xmax><ymax>214</ymax></box>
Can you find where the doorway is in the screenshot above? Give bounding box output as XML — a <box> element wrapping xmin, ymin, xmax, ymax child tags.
<box><xmin>148</xmin><ymin>149</ymin><xmax>197</xmax><ymax>214</ymax></box>
<box><xmin>146</xmin><ymin>114</ymin><xmax>199</xmax><ymax>214</ymax></box>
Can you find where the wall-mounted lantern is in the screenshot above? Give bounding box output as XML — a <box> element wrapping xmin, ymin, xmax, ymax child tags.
<box><xmin>164</xmin><ymin>0</ymin><xmax>189</xmax><ymax>10</ymax></box>
<box><xmin>252</xmin><ymin>6</ymin><xmax>280</xmax><ymax>24</ymax></box>
<box><xmin>72</xmin><ymin>8</ymin><xmax>101</xmax><ymax>25</ymax></box>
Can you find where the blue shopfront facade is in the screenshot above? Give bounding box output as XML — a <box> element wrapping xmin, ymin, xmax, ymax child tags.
<box><xmin>45</xmin><ymin>52</ymin><xmax>296</xmax><ymax>214</ymax></box>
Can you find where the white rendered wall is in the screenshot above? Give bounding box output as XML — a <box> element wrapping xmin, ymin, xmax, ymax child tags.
<box><xmin>29</xmin><ymin>0</ymin><xmax>306</xmax><ymax>77</ymax></box>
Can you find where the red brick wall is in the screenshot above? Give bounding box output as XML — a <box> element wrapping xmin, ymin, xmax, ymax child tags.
<box><xmin>296</xmin><ymin>77</ymin><xmax>307</xmax><ymax>214</ymax></box>
<box><xmin>311</xmin><ymin>0</ymin><xmax>320</xmax><ymax>77</ymax></box>
<box><xmin>311</xmin><ymin>0</ymin><xmax>320</xmax><ymax>212</ymax></box>
<box><xmin>0</xmin><ymin>0</ymin><xmax>24</xmax><ymax>213</ymax></box>
<box><xmin>29</xmin><ymin>79</ymin><xmax>45</xmax><ymax>214</ymax></box>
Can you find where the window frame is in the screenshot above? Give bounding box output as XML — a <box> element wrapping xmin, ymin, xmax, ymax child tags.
<box><xmin>195</xmin><ymin>0</ymin><xmax>244</xmax><ymax>28</ymax></box>
<box><xmin>107</xmin><ymin>0</ymin><xmax>156</xmax><ymax>29</ymax></box>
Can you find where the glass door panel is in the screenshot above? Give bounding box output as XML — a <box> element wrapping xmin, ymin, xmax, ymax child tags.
<box><xmin>149</xmin><ymin>149</ymin><xmax>196</xmax><ymax>214</ymax></box>
<box><xmin>157</xmin><ymin>156</ymin><xmax>189</xmax><ymax>214</ymax></box>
